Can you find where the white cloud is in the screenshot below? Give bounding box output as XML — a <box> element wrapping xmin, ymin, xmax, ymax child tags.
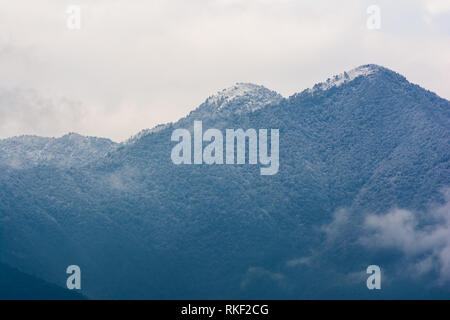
<box><xmin>241</xmin><ymin>266</ymin><xmax>286</xmax><ymax>290</ymax></box>
<box><xmin>361</xmin><ymin>190</ymin><xmax>450</xmax><ymax>283</ymax></box>
<box><xmin>0</xmin><ymin>88</ymin><xmax>86</xmax><ymax>138</ymax></box>
<box><xmin>286</xmin><ymin>256</ymin><xmax>311</xmax><ymax>267</ymax></box>
<box><xmin>321</xmin><ymin>208</ymin><xmax>352</xmax><ymax>243</ymax></box>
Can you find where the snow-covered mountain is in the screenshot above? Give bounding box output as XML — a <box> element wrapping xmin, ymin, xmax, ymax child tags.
<box><xmin>0</xmin><ymin>64</ymin><xmax>449</xmax><ymax>299</ymax></box>
<box><xmin>0</xmin><ymin>133</ymin><xmax>117</xmax><ymax>169</ymax></box>
<box><xmin>205</xmin><ymin>82</ymin><xmax>283</xmax><ymax>112</ymax></box>
<box><xmin>307</xmin><ymin>64</ymin><xmax>381</xmax><ymax>93</ymax></box>
<box><xmin>124</xmin><ymin>82</ymin><xmax>283</xmax><ymax>143</ymax></box>
<box><xmin>0</xmin><ymin>262</ymin><xmax>85</xmax><ymax>300</ymax></box>
<box><xmin>181</xmin><ymin>82</ymin><xmax>283</xmax><ymax>122</ymax></box>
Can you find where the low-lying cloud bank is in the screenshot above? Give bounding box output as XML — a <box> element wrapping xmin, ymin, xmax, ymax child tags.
<box><xmin>361</xmin><ymin>189</ymin><xmax>450</xmax><ymax>283</ymax></box>
<box><xmin>321</xmin><ymin>188</ymin><xmax>450</xmax><ymax>285</ymax></box>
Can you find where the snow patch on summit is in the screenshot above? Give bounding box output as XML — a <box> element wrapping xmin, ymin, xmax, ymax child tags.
<box><xmin>0</xmin><ymin>134</ymin><xmax>116</xmax><ymax>169</ymax></box>
<box><xmin>202</xmin><ymin>83</ymin><xmax>283</xmax><ymax>114</ymax></box>
<box><xmin>309</xmin><ymin>64</ymin><xmax>381</xmax><ymax>93</ymax></box>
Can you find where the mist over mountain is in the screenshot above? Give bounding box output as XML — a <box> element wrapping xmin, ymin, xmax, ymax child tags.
<box><xmin>0</xmin><ymin>64</ymin><xmax>449</xmax><ymax>299</ymax></box>
<box><xmin>0</xmin><ymin>133</ymin><xmax>116</xmax><ymax>169</ymax></box>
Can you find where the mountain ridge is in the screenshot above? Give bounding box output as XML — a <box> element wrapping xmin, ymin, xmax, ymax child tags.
<box><xmin>0</xmin><ymin>63</ymin><xmax>439</xmax><ymax>146</ymax></box>
<box><xmin>0</xmin><ymin>64</ymin><xmax>448</xmax><ymax>299</ymax></box>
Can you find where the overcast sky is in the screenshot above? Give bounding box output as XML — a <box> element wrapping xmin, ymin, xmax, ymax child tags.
<box><xmin>0</xmin><ymin>0</ymin><xmax>449</xmax><ymax>141</ymax></box>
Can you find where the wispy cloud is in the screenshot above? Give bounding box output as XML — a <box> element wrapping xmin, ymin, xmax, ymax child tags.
<box><xmin>360</xmin><ymin>190</ymin><xmax>450</xmax><ymax>283</ymax></box>
<box><xmin>318</xmin><ymin>188</ymin><xmax>450</xmax><ymax>285</ymax></box>
<box><xmin>241</xmin><ymin>266</ymin><xmax>286</xmax><ymax>290</ymax></box>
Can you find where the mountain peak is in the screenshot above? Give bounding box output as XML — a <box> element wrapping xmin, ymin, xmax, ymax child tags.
<box><xmin>199</xmin><ymin>82</ymin><xmax>283</xmax><ymax>115</ymax></box>
<box><xmin>206</xmin><ymin>83</ymin><xmax>268</xmax><ymax>105</ymax></box>
<box><xmin>61</xmin><ymin>132</ymin><xmax>83</xmax><ymax>140</ymax></box>
<box><xmin>175</xmin><ymin>83</ymin><xmax>283</xmax><ymax>125</ymax></box>
<box><xmin>308</xmin><ymin>64</ymin><xmax>393</xmax><ymax>93</ymax></box>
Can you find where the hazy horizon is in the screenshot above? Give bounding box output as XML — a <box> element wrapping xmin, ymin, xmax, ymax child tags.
<box><xmin>0</xmin><ymin>63</ymin><xmax>446</xmax><ymax>143</ymax></box>
<box><xmin>1</xmin><ymin>0</ymin><xmax>449</xmax><ymax>141</ymax></box>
